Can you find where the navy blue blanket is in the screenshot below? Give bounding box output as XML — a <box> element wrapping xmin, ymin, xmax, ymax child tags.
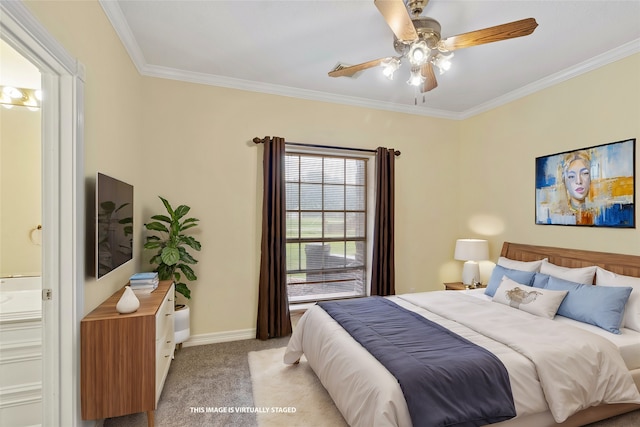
<box><xmin>318</xmin><ymin>297</ymin><xmax>516</xmax><ymax>427</ymax></box>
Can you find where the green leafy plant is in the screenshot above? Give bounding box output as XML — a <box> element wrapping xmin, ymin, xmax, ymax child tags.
<box><xmin>144</xmin><ymin>196</ymin><xmax>201</xmax><ymax>299</ymax></box>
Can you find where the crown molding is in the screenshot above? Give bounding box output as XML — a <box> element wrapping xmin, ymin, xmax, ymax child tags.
<box><xmin>99</xmin><ymin>0</ymin><xmax>639</xmax><ymax>121</ymax></box>
<box><xmin>98</xmin><ymin>0</ymin><xmax>147</xmax><ymax>74</ymax></box>
<box><xmin>459</xmin><ymin>38</ymin><xmax>640</xmax><ymax>119</ymax></box>
<box><xmin>142</xmin><ymin>63</ymin><xmax>460</xmax><ymax>119</ymax></box>
<box><xmin>96</xmin><ymin>0</ymin><xmax>458</xmax><ymax>120</ymax></box>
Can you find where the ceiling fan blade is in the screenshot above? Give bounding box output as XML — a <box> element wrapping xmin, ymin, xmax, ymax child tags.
<box><xmin>421</xmin><ymin>63</ymin><xmax>437</xmax><ymax>93</ymax></box>
<box><xmin>328</xmin><ymin>58</ymin><xmax>387</xmax><ymax>78</ymax></box>
<box><xmin>374</xmin><ymin>0</ymin><xmax>418</xmax><ymax>41</ymax></box>
<box><xmin>439</xmin><ymin>17</ymin><xmax>538</xmax><ymax>51</ymax></box>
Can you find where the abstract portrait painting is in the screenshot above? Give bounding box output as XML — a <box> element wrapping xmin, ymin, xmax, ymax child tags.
<box><xmin>535</xmin><ymin>139</ymin><xmax>635</xmax><ymax>227</ymax></box>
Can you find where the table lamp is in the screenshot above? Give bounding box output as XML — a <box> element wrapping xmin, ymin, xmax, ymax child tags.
<box><xmin>454</xmin><ymin>239</ymin><xmax>489</xmax><ymax>286</ymax></box>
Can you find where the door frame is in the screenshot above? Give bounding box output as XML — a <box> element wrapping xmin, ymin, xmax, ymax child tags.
<box><xmin>1</xmin><ymin>2</ymin><xmax>85</xmax><ymax>426</ymax></box>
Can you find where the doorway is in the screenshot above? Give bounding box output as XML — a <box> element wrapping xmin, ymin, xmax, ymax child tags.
<box><xmin>1</xmin><ymin>2</ymin><xmax>85</xmax><ymax>426</ymax></box>
<box><xmin>0</xmin><ymin>38</ymin><xmax>43</xmax><ymax>426</ymax></box>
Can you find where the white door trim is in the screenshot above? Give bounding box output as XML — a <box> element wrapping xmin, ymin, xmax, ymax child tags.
<box><xmin>0</xmin><ymin>2</ymin><xmax>85</xmax><ymax>426</ymax></box>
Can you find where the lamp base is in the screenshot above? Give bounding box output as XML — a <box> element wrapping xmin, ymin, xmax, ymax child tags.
<box><xmin>461</xmin><ymin>261</ymin><xmax>480</xmax><ymax>286</ymax></box>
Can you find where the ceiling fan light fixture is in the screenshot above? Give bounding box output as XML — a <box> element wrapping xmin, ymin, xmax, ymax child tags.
<box><xmin>432</xmin><ymin>51</ymin><xmax>454</xmax><ymax>75</ymax></box>
<box><xmin>408</xmin><ymin>40</ymin><xmax>429</xmax><ymax>66</ymax></box>
<box><xmin>381</xmin><ymin>57</ymin><xmax>401</xmax><ymax>80</ymax></box>
<box><xmin>331</xmin><ymin>2</ymin><xmax>539</xmax><ymax>100</ymax></box>
<box><xmin>407</xmin><ymin>67</ymin><xmax>425</xmax><ymax>87</ymax></box>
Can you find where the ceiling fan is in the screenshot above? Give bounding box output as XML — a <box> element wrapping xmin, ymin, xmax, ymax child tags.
<box><xmin>329</xmin><ymin>0</ymin><xmax>538</xmax><ymax>97</ymax></box>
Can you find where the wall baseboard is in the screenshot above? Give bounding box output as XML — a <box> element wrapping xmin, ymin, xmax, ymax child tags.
<box><xmin>181</xmin><ymin>328</ymin><xmax>256</xmax><ymax>348</ymax></box>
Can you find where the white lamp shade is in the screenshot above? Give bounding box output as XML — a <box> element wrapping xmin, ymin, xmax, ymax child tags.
<box><xmin>454</xmin><ymin>239</ymin><xmax>489</xmax><ymax>285</ymax></box>
<box><xmin>454</xmin><ymin>239</ymin><xmax>489</xmax><ymax>262</ymax></box>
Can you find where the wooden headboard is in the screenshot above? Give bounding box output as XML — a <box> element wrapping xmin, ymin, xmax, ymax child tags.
<box><xmin>500</xmin><ymin>242</ymin><xmax>640</xmax><ymax>280</ymax></box>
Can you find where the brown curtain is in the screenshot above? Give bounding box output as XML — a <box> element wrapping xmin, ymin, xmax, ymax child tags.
<box><xmin>371</xmin><ymin>147</ymin><xmax>395</xmax><ymax>296</ymax></box>
<box><xmin>256</xmin><ymin>136</ymin><xmax>292</xmax><ymax>340</ymax></box>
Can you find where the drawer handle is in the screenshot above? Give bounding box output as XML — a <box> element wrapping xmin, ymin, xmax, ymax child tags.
<box><xmin>165</xmin><ymin>354</ymin><xmax>171</xmax><ymax>358</ymax></box>
<box><xmin>165</xmin><ymin>313</ymin><xmax>172</xmax><ymax>317</ymax></box>
<box><xmin>166</xmin><ymin>340</ymin><xmax>172</xmax><ymax>344</ymax></box>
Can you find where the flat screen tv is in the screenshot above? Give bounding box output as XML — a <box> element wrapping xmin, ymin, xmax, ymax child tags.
<box><xmin>96</xmin><ymin>173</ymin><xmax>133</xmax><ymax>279</ymax></box>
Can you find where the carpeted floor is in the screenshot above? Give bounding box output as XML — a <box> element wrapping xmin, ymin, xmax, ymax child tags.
<box><xmin>103</xmin><ymin>337</ymin><xmax>288</xmax><ymax>427</ymax></box>
<box><xmin>102</xmin><ymin>337</ymin><xmax>640</xmax><ymax>427</ymax></box>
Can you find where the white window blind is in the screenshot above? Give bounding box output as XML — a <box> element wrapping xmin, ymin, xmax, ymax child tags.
<box><xmin>285</xmin><ymin>152</ymin><xmax>368</xmax><ymax>303</ymax></box>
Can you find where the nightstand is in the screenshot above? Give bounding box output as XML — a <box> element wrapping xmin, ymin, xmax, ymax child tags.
<box><xmin>443</xmin><ymin>282</ymin><xmax>486</xmax><ymax>290</ymax></box>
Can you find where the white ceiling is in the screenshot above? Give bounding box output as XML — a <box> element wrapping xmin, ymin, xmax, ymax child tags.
<box><xmin>100</xmin><ymin>0</ymin><xmax>640</xmax><ymax>119</ymax></box>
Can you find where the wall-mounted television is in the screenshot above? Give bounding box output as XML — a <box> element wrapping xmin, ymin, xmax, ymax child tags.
<box><xmin>96</xmin><ymin>173</ymin><xmax>133</xmax><ymax>279</ymax></box>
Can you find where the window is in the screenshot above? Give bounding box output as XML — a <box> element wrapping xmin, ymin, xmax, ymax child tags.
<box><xmin>285</xmin><ymin>152</ymin><xmax>368</xmax><ymax>303</ymax></box>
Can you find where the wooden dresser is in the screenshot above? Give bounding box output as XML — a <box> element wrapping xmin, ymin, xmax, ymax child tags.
<box><xmin>80</xmin><ymin>280</ymin><xmax>175</xmax><ymax>427</ymax></box>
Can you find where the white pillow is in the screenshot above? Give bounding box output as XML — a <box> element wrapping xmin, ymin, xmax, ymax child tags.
<box><xmin>493</xmin><ymin>276</ymin><xmax>568</xmax><ymax>319</ymax></box>
<box><xmin>497</xmin><ymin>257</ymin><xmax>546</xmax><ymax>272</ymax></box>
<box><xmin>539</xmin><ymin>260</ymin><xmax>596</xmax><ymax>285</ymax></box>
<box><xmin>596</xmin><ymin>267</ymin><xmax>640</xmax><ymax>332</ymax></box>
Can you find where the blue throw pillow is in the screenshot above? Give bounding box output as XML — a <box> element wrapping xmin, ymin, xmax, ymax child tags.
<box><xmin>485</xmin><ymin>265</ymin><xmax>536</xmax><ymax>297</ymax></box>
<box><xmin>545</xmin><ymin>276</ymin><xmax>632</xmax><ymax>334</ymax></box>
<box><xmin>531</xmin><ymin>272</ymin><xmax>550</xmax><ymax>289</ymax></box>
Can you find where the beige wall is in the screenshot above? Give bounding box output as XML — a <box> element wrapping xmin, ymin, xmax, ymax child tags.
<box><xmin>0</xmin><ymin>107</ymin><xmax>41</xmax><ymax>277</ymax></box>
<box><xmin>139</xmin><ymin>78</ymin><xmax>459</xmax><ymax>334</ymax></box>
<box><xmin>24</xmin><ymin>0</ymin><xmax>145</xmax><ymax>313</ymax></box>
<box><xmin>22</xmin><ymin>0</ymin><xmax>640</xmax><ymax>338</ymax></box>
<box><xmin>459</xmin><ymin>53</ymin><xmax>640</xmax><ymax>280</ymax></box>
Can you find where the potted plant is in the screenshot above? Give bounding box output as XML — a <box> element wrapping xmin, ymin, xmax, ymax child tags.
<box><xmin>144</xmin><ymin>196</ymin><xmax>201</xmax><ymax>346</ymax></box>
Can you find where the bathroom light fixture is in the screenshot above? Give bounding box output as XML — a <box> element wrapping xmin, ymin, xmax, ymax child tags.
<box><xmin>0</xmin><ymin>85</ymin><xmax>41</xmax><ymax>110</ymax></box>
<box><xmin>454</xmin><ymin>239</ymin><xmax>489</xmax><ymax>286</ymax></box>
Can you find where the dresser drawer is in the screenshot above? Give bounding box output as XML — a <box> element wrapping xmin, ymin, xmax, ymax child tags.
<box><xmin>154</xmin><ymin>283</ymin><xmax>174</xmax><ymax>404</ymax></box>
<box><xmin>155</xmin><ymin>328</ymin><xmax>174</xmax><ymax>403</ymax></box>
<box><xmin>155</xmin><ymin>286</ymin><xmax>174</xmax><ymax>339</ymax></box>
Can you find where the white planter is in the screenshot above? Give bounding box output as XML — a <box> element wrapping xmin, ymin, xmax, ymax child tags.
<box><xmin>174</xmin><ymin>304</ymin><xmax>190</xmax><ymax>345</ymax></box>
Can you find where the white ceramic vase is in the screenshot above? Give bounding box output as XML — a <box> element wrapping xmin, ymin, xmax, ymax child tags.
<box><xmin>116</xmin><ymin>285</ymin><xmax>140</xmax><ymax>314</ymax></box>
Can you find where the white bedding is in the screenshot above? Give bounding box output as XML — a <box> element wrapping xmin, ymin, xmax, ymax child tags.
<box><xmin>466</xmin><ymin>288</ymin><xmax>640</xmax><ymax>370</ymax></box>
<box><xmin>284</xmin><ymin>291</ymin><xmax>640</xmax><ymax>427</ymax></box>
<box><xmin>554</xmin><ymin>317</ymin><xmax>640</xmax><ymax>370</ymax></box>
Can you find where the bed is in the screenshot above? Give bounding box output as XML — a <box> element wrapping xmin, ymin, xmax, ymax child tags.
<box><xmin>284</xmin><ymin>242</ymin><xmax>640</xmax><ymax>427</ymax></box>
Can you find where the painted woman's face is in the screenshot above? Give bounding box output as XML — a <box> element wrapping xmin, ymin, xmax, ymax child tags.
<box><xmin>564</xmin><ymin>159</ymin><xmax>591</xmax><ymax>202</ymax></box>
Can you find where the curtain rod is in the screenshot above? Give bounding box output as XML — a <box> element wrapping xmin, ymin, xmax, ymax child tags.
<box><xmin>252</xmin><ymin>137</ymin><xmax>401</xmax><ymax>156</ymax></box>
